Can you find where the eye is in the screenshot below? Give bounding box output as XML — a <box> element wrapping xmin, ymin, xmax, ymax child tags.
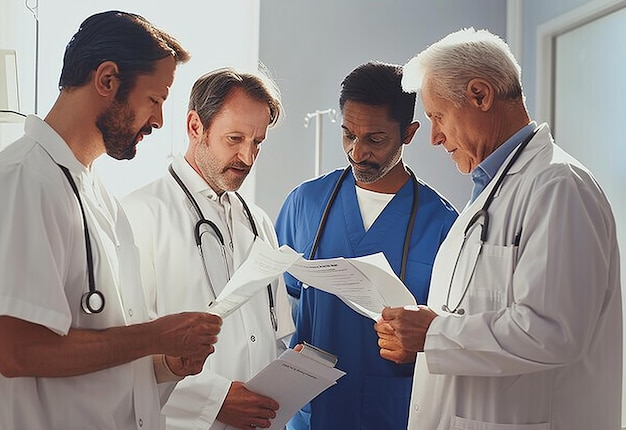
<box><xmin>343</xmin><ymin>131</ymin><xmax>357</xmax><ymax>142</ymax></box>
<box><xmin>227</xmin><ymin>135</ymin><xmax>244</xmax><ymax>143</ymax></box>
<box><xmin>149</xmin><ymin>97</ymin><xmax>160</xmax><ymax>106</ymax></box>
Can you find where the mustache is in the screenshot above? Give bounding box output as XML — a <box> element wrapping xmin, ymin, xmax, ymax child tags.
<box><xmin>224</xmin><ymin>161</ymin><xmax>251</xmax><ymax>173</ymax></box>
<box><xmin>346</xmin><ymin>154</ymin><xmax>379</xmax><ymax>170</ymax></box>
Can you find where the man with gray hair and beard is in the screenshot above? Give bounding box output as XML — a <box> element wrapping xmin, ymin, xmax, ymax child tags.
<box><xmin>123</xmin><ymin>67</ymin><xmax>294</xmax><ymax>430</ymax></box>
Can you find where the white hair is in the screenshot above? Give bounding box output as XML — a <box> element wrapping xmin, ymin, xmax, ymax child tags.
<box><xmin>402</xmin><ymin>27</ymin><xmax>523</xmax><ymax>106</ymax></box>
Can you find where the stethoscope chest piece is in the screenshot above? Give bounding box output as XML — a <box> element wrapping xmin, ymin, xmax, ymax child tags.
<box><xmin>81</xmin><ymin>290</ymin><xmax>105</xmax><ymax>314</ymax></box>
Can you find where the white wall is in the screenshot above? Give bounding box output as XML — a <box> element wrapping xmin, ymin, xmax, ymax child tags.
<box><xmin>0</xmin><ymin>0</ymin><xmax>260</xmax><ymax>200</ymax></box>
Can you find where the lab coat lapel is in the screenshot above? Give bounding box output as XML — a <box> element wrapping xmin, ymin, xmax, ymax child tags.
<box><xmin>429</xmin><ymin>126</ymin><xmax>548</xmax><ymax>311</ymax></box>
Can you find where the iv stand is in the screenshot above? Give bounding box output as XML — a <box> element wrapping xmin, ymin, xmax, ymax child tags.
<box><xmin>304</xmin><ymin>108</ymin><xmax>337</xmax><ymax>177</ymax></box>
<box><xmin>25</xmin><ymin>0</ymin><xmax>39</xmax><ymax>114</ymax></box>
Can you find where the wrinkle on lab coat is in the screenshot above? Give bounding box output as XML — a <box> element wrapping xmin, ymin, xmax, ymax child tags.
<box><xmin>123</xmin><ymin>154</ymin><xmax>294</xmax><ymax>430</ymax></box>
<box><xmin>409</xmin><ymin>124</ymin><xmax>622</xmax><ymax>430</ymax></box>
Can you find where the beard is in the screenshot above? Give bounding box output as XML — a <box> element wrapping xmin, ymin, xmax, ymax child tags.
<box><xmin>195</xmin><ymin>136</ymin><xmax>250</xmax><ymax>195</ymax></box>
<box><xmin>348</xmin><ymin>144</ymin><xmax>402</xmax><ymax>184</ymax></box>
<box><xmin>96</xmin><ymin>99</ymin><xmax>150</xmax><ymax>160</ymax></box>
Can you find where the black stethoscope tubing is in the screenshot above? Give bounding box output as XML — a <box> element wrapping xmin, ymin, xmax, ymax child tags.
<box><xmin>58</xmin><ymin>165</ymin><xmax>105</xmax><ymax>314</ymax></box>
<box><xmin>309</xmin><ymin>165</ymin><xmax>419</xmax><ymax>283</ymax></box>
<box><xmin>168</xmin><ymin>165</ymin><xmax>278</xmax><ymax>332</ymax></box>
<box><xmin>442</xmin><ymin>124</ymin><xmax>543</xmax><ymax>315</ymax></box>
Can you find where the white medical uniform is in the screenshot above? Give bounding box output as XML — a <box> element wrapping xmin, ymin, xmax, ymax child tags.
<box><xmin>408</xmin><ymin>124</ymin><xmax>622</xmax><ymax>430</ymax></box>
<box><xmin>0</xmin><ymin>115</ymin><xmax>162</xmax><ymax>430</ymax></box>
<box><xmin>123</xmin><ymin>154</ymin><xmax>294</xmax><ymax>430</ymax></box>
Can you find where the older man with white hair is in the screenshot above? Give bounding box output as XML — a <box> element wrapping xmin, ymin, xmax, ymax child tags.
<box><xmin>375</xmin><ymin>28</ymin><xmax>622</xmax><ymax>430</ymax></box>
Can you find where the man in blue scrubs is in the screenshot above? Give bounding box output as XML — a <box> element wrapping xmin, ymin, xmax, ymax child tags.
<box><xmin>275</xmin><ymin>61</ymin><xmax>458</xmax><ymax>430</ymax></box>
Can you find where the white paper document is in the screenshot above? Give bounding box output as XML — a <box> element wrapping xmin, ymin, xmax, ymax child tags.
<box><xmin>207</xmin><ymin>239</ymin><xmax>302</xmax><ymax>318</ymax></box>
<box><xmin>287</xmin><ymin>252</ymin><xmax>417</xmax><ymax>320</ymax></box>
<box><xmin>244</xmin><ymin>347</ymin><xmax>345</xmax><ymax>430</ymax></box>
<box><xmin>207</xmin><ymin>240</ymin><xmax>416</xmax><ymax>320</ymax></box>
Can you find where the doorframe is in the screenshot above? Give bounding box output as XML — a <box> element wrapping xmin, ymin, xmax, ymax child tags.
<box><xmin>536</xmin><ymin>0</ymin><xmax>626</xmax><ymax>125</ymax></box>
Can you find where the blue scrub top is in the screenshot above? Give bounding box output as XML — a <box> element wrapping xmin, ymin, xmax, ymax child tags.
<box><xmin>275</xmin><ymin>168</ymin><xmax>457</xmax><ymax>430</ymax></box>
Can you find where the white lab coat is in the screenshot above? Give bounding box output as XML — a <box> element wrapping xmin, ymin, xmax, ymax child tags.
<box><xmin>408</xmin><ymin>124</ymin><xmax>622</xmax><ymax>430</ymax></box>
<box><xmin>0</xmin><ymin>115</ymin><xmax>161</xmax><ymax>430</ymax></box>
<box><xmin>123</xmin><ymin>154</ymin><xmax>294</xmax><ymax>430</ymax></box>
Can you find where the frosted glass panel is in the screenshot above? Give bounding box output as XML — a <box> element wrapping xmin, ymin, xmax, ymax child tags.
<box><xmin>554</xmin><ymin>6</ymin><xmax>626</xmax><ymax>425</ymax></box>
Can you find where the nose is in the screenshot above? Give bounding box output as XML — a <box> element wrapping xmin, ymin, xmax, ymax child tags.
<box><xmin>238</xmin><ymin>141</ymin><xmax>258</xmax><ymax>166</ymax></box>
<box><xmin>430</xmin><ymin>125</ymin><xmax>444</xmax><ymax>146</ymax></box>
<box><xmin>150</xmin><ymin>105</ymin><xmax>164</xmax><ymax>130</ymax></box>
<box><xmin>349</xmin><ymin>138</ymin><xmax>369</xmax><ymax>163</ymax></box>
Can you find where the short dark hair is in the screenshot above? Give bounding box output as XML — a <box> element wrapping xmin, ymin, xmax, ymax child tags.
<box><xmin>188</xmin><ymin>66</ymin><xmax>282</xmax><ymax>129</ymax></box>
<box><xmin>59</xmin><ymin>10</ymin><xmax>190</xmax><ymax>100</ymax></box>
<box><xmin>339</xmin><ymin>61</ymin><xmax>416</xmax><ymax>134</ymax></box>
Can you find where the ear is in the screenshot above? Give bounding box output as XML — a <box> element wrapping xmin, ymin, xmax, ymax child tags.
<box><xmin>187</xmin><ymin>110</ymin><xmax>205</xmax><ymax>142</ymax></box>
<box><xmin>466</xmin><ymin>78</ymin><xmax>493</xmax><ymax>111</ymax></box>
<box><xmin>94</xmin><ymin>61</ymin><xmax>120</xmax><ymax>97</ymax></box>
<box><xmin>402</xmin><ymin>121</ymin><xmax>420</xmax><ymax>145</ymax></box>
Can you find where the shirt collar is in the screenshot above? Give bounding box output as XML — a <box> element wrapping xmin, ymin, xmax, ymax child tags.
<box><xmin>25</xmin><ymin>114</ymin><xmax>89</xmax><ymax>176</ymax></box>
<box><xmin>171</xmin><ymin>153</ymin><xmax>228</xmax><ymax>203</ymax></box>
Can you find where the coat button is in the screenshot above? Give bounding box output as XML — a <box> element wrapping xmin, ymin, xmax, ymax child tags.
<box><xmin>250</xmin><ymin>335</ymin><xmax>256</xmax><ymax>342</ymax></box>
<box><xmin>413</xmin><ymin>404</ymin><xmax>420</xmax><ymax>413</ymax></box>
<box><xmin>138</xmin><ymin>418</ymin><xmax>143</xmax><ymax>427</ymax></box>
<box><xmin>128</xmin><ymin>308</ymin><xmax>133</xmax><ymax>317</ymax></box>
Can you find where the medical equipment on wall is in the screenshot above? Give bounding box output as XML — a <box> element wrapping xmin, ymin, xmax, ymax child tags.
<box><xmin>441</xmin><ymin>124</ymin><xmax>544</xmax><ymax>315</ymax></box>
<box><xmin>304</xmin><ymin>108</ymin><xmax>337</xmax><ymax>177</ymax></box>
<box><xmin>309</xmin><ymin>165</ymin><xmax>419</xmax><ymax>282</ymax></box>
<box><xmin>168</xmin><ymin>165</ymin><xmax>278</xmax><ymax>331</ymax></box>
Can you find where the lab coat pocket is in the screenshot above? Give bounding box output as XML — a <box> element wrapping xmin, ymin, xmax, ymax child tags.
<box><xmin>462</xmin><ymin>244</ymin><xmax>516</xmax><ymax>314</ymax></box>
<box><xmin>451</xmin><ymin>416</ymin><xmax>549</xmax><ymax>429</ymax></box>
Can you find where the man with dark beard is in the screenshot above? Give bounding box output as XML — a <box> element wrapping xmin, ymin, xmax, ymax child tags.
<box><xmin>274</xmin><ymin>61</ymin><xmax>458</xmax><ymax>430</ymax></box>
<box><xmin>0</xmin><ymin>11</ymin><xmax>222</xmax><ymax>430</ymax></box>
<box><xmin>122</xmin><ymin>67</ymin><xmax>294</xmax><ymax>430</ymax></box>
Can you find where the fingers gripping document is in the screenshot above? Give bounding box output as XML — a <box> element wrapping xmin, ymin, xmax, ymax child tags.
<box><xmin>206</xmin><ymin>238</ymin><xmax>416</xmax><ymax>320</ymax></box>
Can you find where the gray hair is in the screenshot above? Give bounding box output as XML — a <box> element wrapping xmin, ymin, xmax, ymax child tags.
<box><xmin>402</xmin><ymin>28</ymin><xmax>523</xmax><ymax>106</ymax></box>
<box><xmin>188</xmin><ymin>65</ymin><xmax>282</xmax><ymax>128</ymax></box>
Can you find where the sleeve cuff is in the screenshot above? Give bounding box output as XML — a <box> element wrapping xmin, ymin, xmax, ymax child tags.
<box><xmin>153</xmin><ymin>354</ymin><xmax>185</xmax><ymax>383</ymax></box>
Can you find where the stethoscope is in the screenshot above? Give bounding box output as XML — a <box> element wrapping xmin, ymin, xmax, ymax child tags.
<box><xmin>309</xmin><ymin>165</ymin><xmax>419</xmax><ymax>283</ymax></box>
<box><xmin>442</xmin><ymin>124</ymin><xmax>543</xmax><ymax>315</ymax></box>
<box><xmin>168</xmin><ymin>165</ymin><xmax>278</xmax><ymax>332</ymax></box>
<box><xmin>58</xmin><ymin>165</ymin><xmax>106</xmax><ymax>314</ymax></box>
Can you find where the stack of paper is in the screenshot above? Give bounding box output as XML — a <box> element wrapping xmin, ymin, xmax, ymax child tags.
<box><xmin>244</xmin><ymin>344</ymin><xmax>345</xmax><ymax>429</ymax></box>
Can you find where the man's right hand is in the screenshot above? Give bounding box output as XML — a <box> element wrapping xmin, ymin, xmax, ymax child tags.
<box><xmin>217</xmin><ymin>381</ymin><xmax>279</xmax><ymax>429</ymax></box>
<box><xmin>152</xmin><ymin>312</ymin><xmax>222</xmax><ymax>359</ymax></box>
